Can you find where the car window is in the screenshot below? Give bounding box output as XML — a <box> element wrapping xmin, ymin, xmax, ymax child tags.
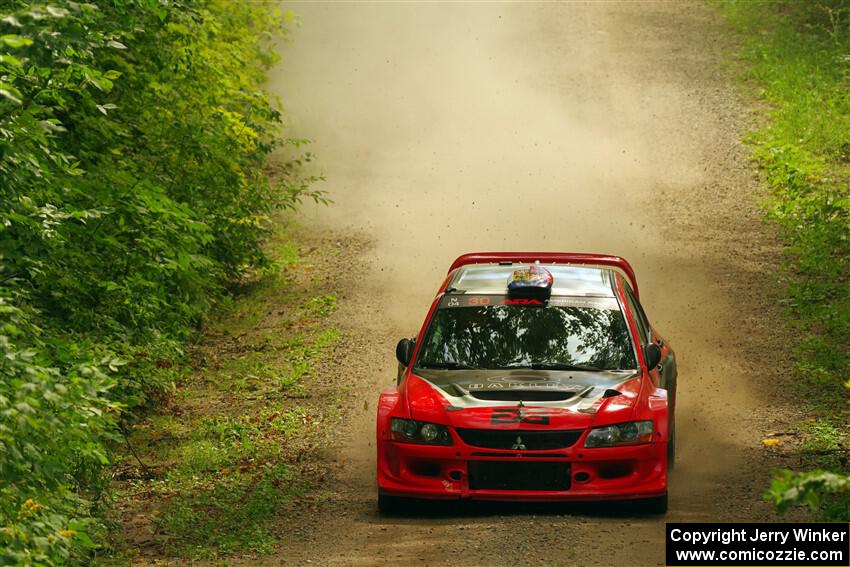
<box><xmin>415</xmin><ymin>299</ymin><xmax>638</xmax><ymax>371</ymax></box>
<box><xmin>623</xmin><ymin>285</ymin><xmax>651</xmax><ymax>344</ymax></box>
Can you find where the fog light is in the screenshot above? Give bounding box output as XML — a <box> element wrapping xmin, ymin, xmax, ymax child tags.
<box><xmin>420</xmin><ymin>423</ymin><xmax>440</xmax><ymax>442</ymax></box>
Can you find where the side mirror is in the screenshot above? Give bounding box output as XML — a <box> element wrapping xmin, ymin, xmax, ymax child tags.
<box><xmin>396</xmin><ymin>338</ymin><xmax>415</xmax><ymax>367</ymax></box>
<box><xmin>643</xmin><ymin>343</ymin><xmax>662</xmax><ymax>370</ymax></box>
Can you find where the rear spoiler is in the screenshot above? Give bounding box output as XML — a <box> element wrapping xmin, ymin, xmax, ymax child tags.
<box><xmin>448</xmin><ymin>252</ymin><xmax>640</xmax><ymax>299</ymax></box>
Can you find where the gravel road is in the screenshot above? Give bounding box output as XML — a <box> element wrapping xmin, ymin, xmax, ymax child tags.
<box><xmin>263</xmin><ymin>2</ymin><xmax>799</xmax><ymax>565</ymax></box>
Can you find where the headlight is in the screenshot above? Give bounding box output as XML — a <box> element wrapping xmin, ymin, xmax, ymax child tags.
<box><xmin>390</xmin><ymin>418</ymin><xmax>452</xmax><ymax>445</ymax></box>
<box><xmin>584</xmin><ymin>420</ymin><xmax>654</xmax><ymax>448</ymax></box>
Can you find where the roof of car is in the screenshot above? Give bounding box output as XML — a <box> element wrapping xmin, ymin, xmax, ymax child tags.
<box><xmin>446</xmin><ymin>263</ymin><xmax>617</xmax><ymax>297</ymax></box>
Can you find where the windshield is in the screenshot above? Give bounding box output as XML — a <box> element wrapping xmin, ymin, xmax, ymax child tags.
<box><xmin>416</xmin><ymin>297</ymin><xmax>637</xmax><ymax>371</ymax></box>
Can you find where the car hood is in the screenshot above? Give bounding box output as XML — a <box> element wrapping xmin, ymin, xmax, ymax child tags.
<box><xmin>406</xmin><ymin>368</ymin><xmax>642</xmax><ymax>430</ymax></box>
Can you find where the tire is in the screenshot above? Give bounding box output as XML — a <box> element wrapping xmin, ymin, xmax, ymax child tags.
<box><xmin>377</xmin><ymin>493</ymin><xmax>406</xmax><ymax>515</ymax></box>
<box><xmin>638</xmin><ymin>494</ymin><xmax>668</xmax><ymax>515</ymax></box>
<box><xmin>667</xmin><ymin>417</ymin><xmax>676</xmax><ymax>470</ymax></box>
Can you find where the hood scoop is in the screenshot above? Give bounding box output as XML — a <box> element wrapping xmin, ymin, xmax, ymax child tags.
<box><xmin>468</xmin><ymin>389</ymin><xmax>578</xmax><ymax>402</ymax></box>
<box><xmin>449</xmin><ymin>382</ymin><xmax>592</xmax><ymax>403</ymax></box>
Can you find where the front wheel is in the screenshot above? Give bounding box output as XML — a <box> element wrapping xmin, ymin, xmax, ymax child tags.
<box><xmin>377</xmin><ymin>493</ymin><xmax>407</xmax><ymax>515</ymax></box>
<box><xmin>637</xmin><ymin>494</ymin><xmax>668</xmax><ymax>515</ymax></box>
<box><xmin>667</xmin><ymin>417</ymin><xmax>676</xmax><ymax>470</ymax></box>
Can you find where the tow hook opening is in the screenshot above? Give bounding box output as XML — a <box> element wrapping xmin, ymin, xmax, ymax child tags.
<box><xmin>598</xmin><ymin>463</ymin><xmax>633</xmax><ymax>479</ymax></box>
<box><xmin>574</xmin><ymin>471</ymin><xmax>591</xmax><ymax>483</ymax></box>
<box><xmin>411</xmin><ymin>461</ymin><xmax>441</xmax><ymax>478</ymax></box>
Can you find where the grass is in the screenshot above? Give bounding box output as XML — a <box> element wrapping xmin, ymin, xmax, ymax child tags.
<box><xmin>718</xmin><ymin>1</ymin><xmax>850</xmax><ymax>402</ymax></box>
<box><xmin>802</xmin><ymin>420</ymin><xmax>844</xmax><ymax>454</ymax></box>
<box><xmin>716</xmin><ymin>0</ymin><xmax>850</xmax><ymax>518</ymax></box>
<box><xmin>155</xmin><ymin>463</ymin><xmax>300</xmax><ymax>558</ymax></box>
<box><xmin>794</xmin><ymin>417</ymin><xmax>848</xmax><ymax>471</ymax></box>
<box><xmin>105</xmin><ymin>226</ymin><xmax>346</xmax><ymax>562</ymax></box>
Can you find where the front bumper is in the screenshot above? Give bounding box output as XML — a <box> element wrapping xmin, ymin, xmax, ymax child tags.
<box><xmin>377</xmin><ymin>439</ymin><xmax>667</xmax><ymax>502</ymax></box>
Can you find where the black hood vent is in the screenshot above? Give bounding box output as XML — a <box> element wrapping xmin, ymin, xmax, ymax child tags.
<box><xmin>468</xmin><ymin>389</ymin><xmax>577</xmax><ymax>402</ymax></box>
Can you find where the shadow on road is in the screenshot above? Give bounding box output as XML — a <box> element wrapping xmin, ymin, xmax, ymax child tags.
<box><xmin>371</xmin><ymin>498</ymin><xmax>665</xmax><ymax>520</ymax></box>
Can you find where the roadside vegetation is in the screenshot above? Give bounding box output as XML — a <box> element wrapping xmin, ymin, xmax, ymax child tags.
<box><xmin>718</xmin><ymin>1</ymin><xmax>850</xmax><ymax>519</ymax></box>
<box><xmin>109</xmin><ymin>229</ymin><xmax>348</xmax><ymax>562</ymax></box>
<box><xmin>0</xmin><ymin>1</ymin><xmax>324</xmax><ymax>564</ymax></box>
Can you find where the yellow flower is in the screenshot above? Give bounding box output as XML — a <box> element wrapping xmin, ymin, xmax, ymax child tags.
<box><xmin>58</xmin><ymin>530</ymin><xmax>77</xmax><ymax>538</ymax></box>
<box><xmin>20</xmin><ymin>499</ymin><xmax>43</xmax><ymax>517</ymax></box>
<box><xmin>762</xmin><ymin>438</ymin><xmax>780</xmax><ymax>447</ymax></box>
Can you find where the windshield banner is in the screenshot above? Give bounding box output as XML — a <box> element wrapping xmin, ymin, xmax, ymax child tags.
<box><xmin>439</xmin><ymin>294</ymin><xmax>619</xmax><ymax>310</ymax></box>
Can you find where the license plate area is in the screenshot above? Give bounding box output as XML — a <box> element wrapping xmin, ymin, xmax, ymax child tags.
<box><xmin>468</xmin><ymin>461</ymin><xmax>571</xmax><ymax>491</ymax></box>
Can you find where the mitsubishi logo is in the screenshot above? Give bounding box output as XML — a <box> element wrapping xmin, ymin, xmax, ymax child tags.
<box><xmin>511</xmin><ymin>436</ymin><xmax>527</xmax><ymax>451</ymax></box>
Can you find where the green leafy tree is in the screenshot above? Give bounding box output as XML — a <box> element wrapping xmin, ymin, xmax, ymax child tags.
<box><xmin>0</xmin><ymin>1</ymin><xmax>323</xmax><ymax>563</ymax></box>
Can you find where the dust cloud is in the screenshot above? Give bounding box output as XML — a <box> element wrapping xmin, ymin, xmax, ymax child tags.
<box><xmin>266</xmin><ymin>3</ymin><xmax>784</xmax><ymax>564</ymax></box>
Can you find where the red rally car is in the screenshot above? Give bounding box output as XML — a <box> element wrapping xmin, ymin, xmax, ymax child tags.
<box><xmin>376</xmin><ymin>253</ymin><xmax>677</xmax><ymax>514</ymax></box>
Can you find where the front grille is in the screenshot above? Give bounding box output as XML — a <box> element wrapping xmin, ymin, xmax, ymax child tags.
<box><xmin>455</xmin><ymin>428</ymin><xmax>583</xmax><ymax>450</ymax></box>
<box><xmin>469</xmin><ymin>461</ymin><xmax>570</xmax><ymax>491</ymax></box>
<box><xmin>469</xmin><ymin>390</ymin><xmax>576</xmax><ymax>402</ymax></box>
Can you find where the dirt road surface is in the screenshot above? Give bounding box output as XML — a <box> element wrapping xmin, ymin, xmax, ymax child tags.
<box><xmin>265</xmin><ymin>3</ymin><xmax>797</xmax><ymax>565</ymax></box>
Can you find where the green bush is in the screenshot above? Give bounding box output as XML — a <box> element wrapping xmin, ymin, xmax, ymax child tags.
<box><xmin>0</xmin><ymin>1</ymin><xmax>323</xmax><ymax>563</ymax></box>
<box><xmin>0</xmin><ymin>297</ymin><xmax>116</xmax><ymax>565</ymax></box>
<box><xmin>767</xmin><ymin>470</ymin><xmax>850</xmax><ymax>520</ymax></box>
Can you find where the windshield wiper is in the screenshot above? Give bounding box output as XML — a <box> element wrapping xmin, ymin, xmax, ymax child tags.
<box><xmin>418</xmin><ymin>362</ymin><xmax>477</xmax><ymax>370</ymax></box>
<box><xmin>502</xmin><ymin>362</ymin><xmax>602</xmax><ymax>372</ymax></box>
